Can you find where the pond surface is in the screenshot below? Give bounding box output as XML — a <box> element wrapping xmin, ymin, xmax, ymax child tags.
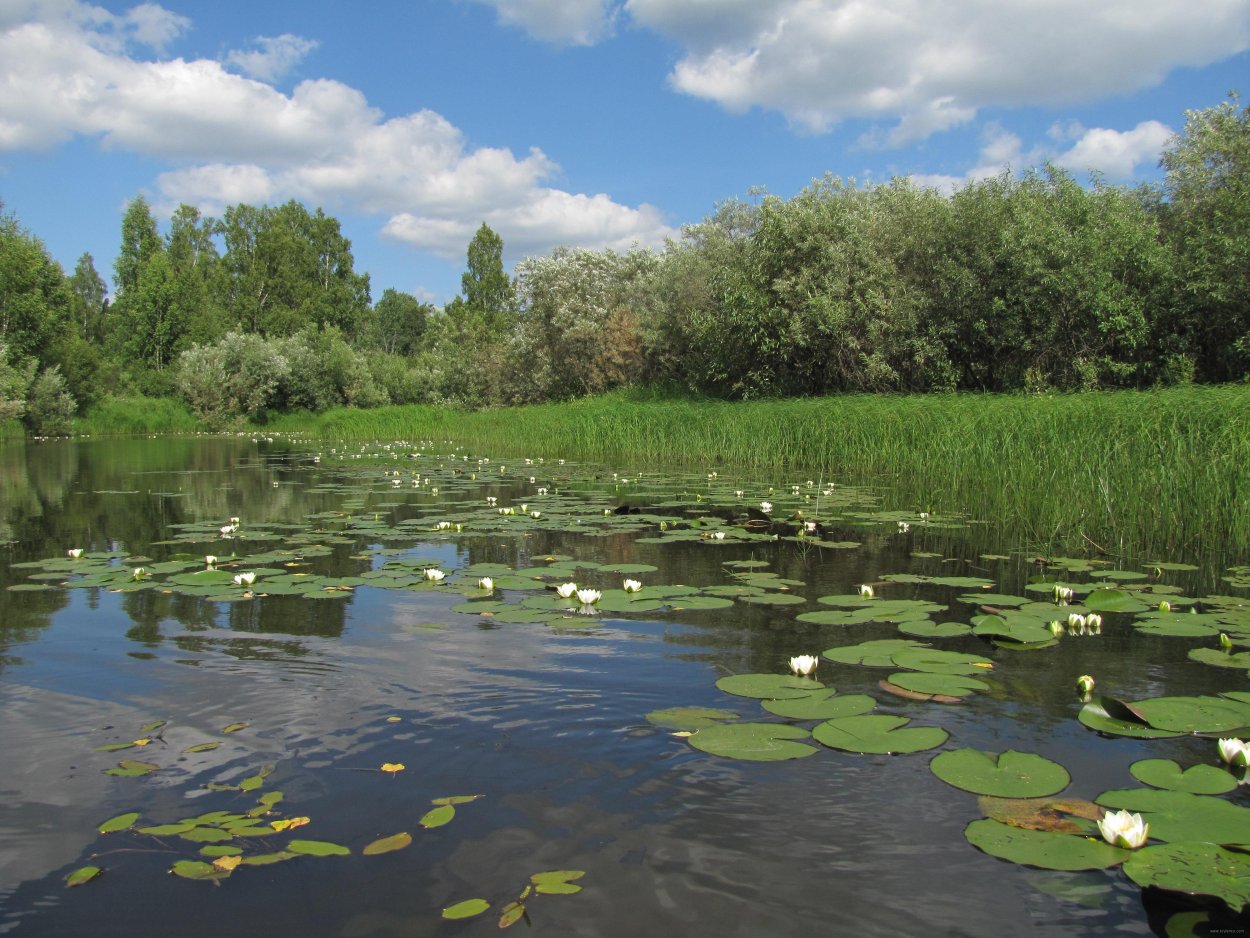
<box><xmin>0</xmin><ymin>437</ymin><xmax>1247</xmax><ymax>937</ymax></box>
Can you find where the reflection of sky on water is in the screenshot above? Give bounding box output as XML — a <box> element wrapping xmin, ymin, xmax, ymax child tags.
<box><xmin>0</xmin><ymin>439</ymin><xmax>1244</xmax><ymax>935</ymax></box>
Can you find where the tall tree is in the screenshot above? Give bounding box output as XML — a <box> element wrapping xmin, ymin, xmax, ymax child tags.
<box><xmin>113</xmin><ymin>196</ymin><xmax>161</xmax><ymax>296</ymax></box>
<box><xmin>0</xmin><ymin>202</ymin><xmax>71</xmax><ymax>362</ymax></box>
<box><xmin>166</xmin><ymin>204</ymin><xmax>224</xmax><ymax>345</ymax></box>
<box><xmin>68</xmin><ymin>252</ymin><xmax>107</xmax><ymax>340</ymax></box>
<box><xmin>365</xmin><ymin>288</ymin><xmax>430</xmax><ymax>356</ymax></box>
<box><xmin>1160</xmin><ymin>93</ymin><xmax>1250</xmax><ymax>380</ymax></box>
<box><xmin>460</xmin><ymin>222</ymin><xmax>514</xmax><ymax>337</ymax></box>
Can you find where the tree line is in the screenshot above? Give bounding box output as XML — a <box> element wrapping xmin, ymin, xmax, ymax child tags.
<box><xmin>0</xmin><ymin>95</ymin><xmax>1245</xmax><ymax>432</ymax></box>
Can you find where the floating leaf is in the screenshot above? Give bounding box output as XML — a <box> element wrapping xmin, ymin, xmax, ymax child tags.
<box><xmin>812</xmin><ymin>715</ymin><xmax>948</xmax><ymax>755</ymax></box>
<box><xmin>930</xmin><ymin>749</ymin><xmax>1071</xmax><ymax>798</ymax></box>
<box><xmin>530</xmin><ymin>869</ymin><xmax>585</xmax><ymax>895</ymax></box>
<box><xmin>363</xmin><ymin>832</ymin><xmax>412</xmax><ymax>855</ymax></box>
<box><xmin>65</xmin><ymin>866</ymin><xmax>102</xmax><ymax>887</ymax></box>
<box><xmin>891</xmin><ymin>648</ymin><xmax>994</xmax><ymax>675</ymax></box>
<box><xmin>170</xmin><ymin>859</ymin><xmax>228</xmax><ymax>881</ymax></box>
<box><xmin>714</xmin><ymin>673</ymin><xmax>824</xmax><ymax>700</ymax></box>
<box><xmin>442</xmin><ymin>898</ymin><xmax>490</xmax><ymax>920</ymax></box>
<box><xmin>979</xmin><ymin>796</ymin><xmax>1102</xmax><ymax>834</ymax></box>
<box><xmin>645</xmin><ymin>706</ymin><xmax>739</xmax><ymax>730</ymax></box>
<box><xmin>822</xmin><ymin>639</ymin><xmax>929</xmax><ymax>668</ymax></box>
<box><xmin>1084</xmin><ymin>588</ymin><xmax>1148</xmax><ymax>613</ymax></box>
<box><xmin>1123</xmin><ymin>842</ymin><xmax>1250</xmax><ymax>913</ymax></box>
<box><xmin>688</xmin><ymin>723</ymin><xmax>817</xmax><ymax>761</ymax></box>
<box><xmin>287</xmin><ymin>839</ymin><xmax>351</xmax><ymax>857</ymax></box>
<box><xmin>1096</xmin><ymin>788</ymin><xmax>1250</xmax><ymax>844</ymax></box>
<box><xmin>1128</xmin><ymin>695</ymin><xmax>1250</xmax><ymax>734</ymax></box>
<box><xmin>964</xmin><ymin>818</ymin><xmax>1130</xmax><ymax>871</ymax></box>
<box><xmin>1130</xmin><ymin>759</ymin><xmax>1238</xmax><ymax>795</ymax></box>
<box><xmin>419</xmin><ymin>805</ymin><xmax>456</xmax><ymax>829</ymax></box>
<box><xmin>762</xmin><ymin>692</ymin><xmax>876</xmax><ymax>720</ymax></box>
<box><xmin>98</xmin><ymin>812</ymin><xmax>139</xmax><ymax>834</ymax></box>
<box><xmin>105</xmin><ymin>759</ymin><xmax>159</xmax><ymax>777</ymax></box>
<box><xmin>1077</xmin><ymin>699</ymin><xmax>1183</xmax><ymax>739</ymax></box>
<box><xmin>212</xmin><ymin>855</ymin><xmax>243</xmax><ymax>872</ymax></box>
<box><xmin>240</xmin><ymin>851</ymin><xmax>297</xmax><ymax>867</ymax></box>
<box><xmin>182</xmin><ymin>742</ymin><xmax>221</xmax><ymax>754</ymax></box>
<box><xmin>430</xmin><ymin>795</ymin><xmax>482</xmax><ymax>806</ymax></box>
<box><xmin>498</xmin><ymin>901</ymin><xmax>526</xmax><ymax>929</ymax></box>
<box><xmin>221</xmin><ymin>722</ymin><xmax>249</xmax><ymax>733</ymax></box>
<box><xmin>886</xmin><ymin>672</ymin><xmax>989</xmax><ymax>698</ymax></box>
<box><xmin>380</xmin><ymin>762</ymin><xmax>405</xmax><ymax>775</ymax></box>
<box><xmin>136</xmin><ymin>823</ymin><xmax>195</xmax><ymax>836</ymax></box>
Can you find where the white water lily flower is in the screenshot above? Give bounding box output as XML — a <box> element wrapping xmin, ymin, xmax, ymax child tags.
<box><xmin>1087</xmin><ymin>613</ymin><xmax>1103</xmax><ymax>632</ymax></box>
<box><xmin>1097</xmin><ymin>809</ymin><xmax>1149</xmax><ymax>849</ymax></box>
<box><xmin>232</xmin><ymin>571</ymin><xmax>255</xmax><ymax>587</ymax></box>
<box><xmin>436</xmin><ymin>521</ymin><xmax>453</xmax><ymax>530</ymax></box>
<box><xmin>478</xmin><ymin>577</ymin><xmax>494</xmax><ymax>591</ymax></box>
<box><xmin>205</xmin><ymin>555</ymin><xmax>217</xmax><ymax>567</ymax></box>
<box><xmin>898</xmin><ymin>521</ymin><xmax>910</xmax><ymax>533</ymax></box>
<box><xmin>713</xmin><ymin>532</ymin><xmax>726</xmax><ymax>540</ymax></box>
<box><xmin>556</xmin><ymin>582</ymin><xmax>579</xmax><ymax>599</ymax></box>
<box><xmin>789</xmin><ymin>655</ymin><xmax>819</xmax><ymax>677</ymax></box>
<box><xmin>576</xmin><ymin>588</ymin><xmax>601</xmax><ymax>605</ymax></box>
<box><xmin>759</xmin><ymin>501</ymin><xmax>773</xmax><ymax>514</ymax></box>
<box><xmin>859</xmin><ymin>584</ymin><xmax>874</xmax><ymax>598</ymax></box>
<box><xmin>132</xmin><ymin>567</ymin><xmax>145</xmax><ymax>580</ymax></box>
<box><xmin>530</xmin><ymin>511</ymin><xmax>541</xmax><ymax>519</ymax></box>
<box><xmin>1077</xmin><ymin>674</ymin><xmax>1095</xmax><ymax>694</ymax></box>
<box><xmin>1053</xmin><ymin>585</ymin><xmax>1074</xmax><ymax>604</ymax></box>
<box><xmin>735</xmin><ymin>490</ymin><xmax>744</xmax><ymax>498</ymax></box>
<box><xmin>229</xmin><ymin>517</ymin><xmax>240</xmax><ymax>526</ymax></box>
<box><xmin>1219</xmin><ymin>738</ymin><xmax>1250</xmax><ymax>767</ymax></box>
<box><xmin>220</xmin><ymin>525</ymin><xmax>236</xmax><ymax>537</ymax></box>
<box><xmin>486</xmin><ymin>496</ymin><xmax>497</xmax><ymax>506</ymax></box>
<box><xmin>67</xmin><ymin>548</ymin><xmax>83</xmax><ymax>558</ymax></box>
<box><xmin>424</xmin><ymin>568</ymin><xmax>446</xmax><ymax>582</ymax></box>
<box><xmin>537</xmin><ymin>487</ymin><xmax>548</xmax><ymax>495</ymax></box>
<box><xmin>623</xmin><ymin>579</ymin><xmax>642</xmax><ymax>593</ymax></box>
<box><xmin>1068</xmin><ymin>612</ymin><xmax>1087</xmax><ymax>630</ymax></box>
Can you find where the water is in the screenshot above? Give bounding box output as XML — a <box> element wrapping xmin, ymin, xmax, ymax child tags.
<box><xmin>0</xmin><ymin>437</ymin><xmax>1245</xmax><ymax>937</ymax></box>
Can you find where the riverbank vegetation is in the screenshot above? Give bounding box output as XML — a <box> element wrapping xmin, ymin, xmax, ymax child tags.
<box><xmin>0</xmin><ymin>96</ymin><xmax>1243</xmax><ymax>435</ymax></box>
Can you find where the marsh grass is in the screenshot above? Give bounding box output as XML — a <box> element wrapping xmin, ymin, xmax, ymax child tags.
<box><xmin>76</xmin><ymin>396</ymin><xmax>203</xmax><ymax>435</ymax></box>
<box><xmin>267</xmin><ymin>386</ymin><xmax>1250</xmax><ymax>558</ymax></box>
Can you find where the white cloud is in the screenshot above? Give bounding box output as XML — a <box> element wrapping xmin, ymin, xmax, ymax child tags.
<box><xmin>225</xmin><ymin>33</ymin><xmax>319</xmax><ymax>82</ymax></box>
<box><xmin>905</xmin><ymin>119</ymin><xmax>1175</xmax><ymax>192</ymax></box>
<box><xmin>1053</xmin><ymin>120</ymin><xmax>1175</xmax><ymax>179</ymax></box>
<box><xmin>470</xmin><ymin>0</ymin><xmax>617</xmax><ymax>45</ymax></box>
<box><xmin>625</xmin><ymin>0</ymin><xmax>1250</xmax><ymax>141</ymax></box>
<box><xmin>0</xmin><ymin>1</ymin><xmax>673</xmax><ymax>260</ymax></box>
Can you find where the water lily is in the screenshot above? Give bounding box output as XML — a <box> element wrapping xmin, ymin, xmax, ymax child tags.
<box><xmin>1048</xmin><ymin>620</ymin><xmax>1064</xmax><ymax>635</ymax></box>
<box><xmin>1077</xmin><ymin>674</ymin><xmax>1095</xmax><ymax>694</ymax></box>
<box><xmin>759</xmin><ymin>501</ymin><xmax>773</xmax><ymax>514</ymax></box>
<box><xmin>1097</xmin><ymin>809</ymin><xmax>1149</xmax><ymax>849</ymax></box>
<box><xmin>478</xmin><ymin>577</ymin><xmax>494</xmax><ymax>591</ymax></box>
<box><xmin>1053</xmin><ymin>585</ymin><xmax>1074</xmax><ymax>604</ymax></box>
<box><xmin>233</xmin><ymin>571</ymin><xmax>255</xmax><ymax>587</ymax></box>
<box><xmin>220</xmin><ymin>525</ymin><xmax>236</xmax><ymax>537</ymax></box>
<box><xmin>789</xmin><ymin>654</ymin><xmax>819</xmax><ymax>677</ymax></box>
<box><xmin>530</xmin><ymin>511</ymin><xmax>541</xmax><ymax>519</ymax></box>
<box><xmin>486</xmin><ymin>496</ymin><xmax>497</xmax><ymax>506</ymax></box>
<box><xmin>1219</xmin><ymin>738</ymin><xmax>1250</xmax><ymax>767</ymax></box>
<box><xmin>435</xmin><ymin>521</ymin><xmax>453</xmax><ymax>530</ymax></box>
<box><xmin>859</xmin><ymin>584</ymin><xmax>874</xmax><ymax>598</ymax></box>
<box><xmin>897</xmin><ymin>521</ymin><xmax>910</xmax><ymax>533</ymax></box>
<box><xmin>556</xmin><ymin>582</ymin><xmax>579</xmax><ymax>599</ymax></box>
<box><xmin>1086</xmin><ymin>613</ymin><xmax>1103</xmax><ymax>632</ymax></box>
<box><xmin>576</xmin><ymin>588</ymin><xmax>601</xmax><ymax>605</ymax></box>
<box><xmin>205</xmin><ymin>555</ymin><xmax>217</xmax><ymax>567</ymax></box>
<box><xmin>1158</xmin><ymin>600</ymin><xmax>1171</xmax><ymax>612</ymax></box>
<box><xmin>229</xmin><ymin>517</ymin><xmax>240</xmax><ymax>526</ymax></box>
<box><xmin>1221</xmin><ymin>632</ymin><xmax>1234</xmax><ymax>649</ymax></box>
<box><xmin>623</xmin><ymin>579</ymin><xmax>642</xmax><ymax>593</ymax></box>
<box><xmin>1068</xmin><ymin>612</ymin><xmax>1087</xmax><ymax>630</ymax></box>
<box><xmin>67</xmin><ymin>548</ymin><xmax>83</xmax><ymax>559</ymax></box>
<box><xmin>735</xmin><ymin>490</ymin><xmax>744</xmax><ymax>498</ymax></box>
<box><xmin>537</xmin><ymin>487</ymin><xmax>548</xmax><ymax>495</ymax></box>
<box><xmin>131</xmin><ymin>567</ymin><xmax>145</xmax><ymax>581</ymax></box>
<box><xmin>424</xmin><ymin>568</ymin><xmax>446</xmax><ymax>582</ymax></box>
<box><xmin>712</xmin><ymin>531</ymin><xmax>725</xmax><ymax>540</ymax></box>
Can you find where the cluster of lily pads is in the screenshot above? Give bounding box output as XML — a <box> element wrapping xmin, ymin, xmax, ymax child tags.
<box><xmin>71</xmin><ymin>713</ymin><xmax>582</xmax><ymax>929</ymax></box>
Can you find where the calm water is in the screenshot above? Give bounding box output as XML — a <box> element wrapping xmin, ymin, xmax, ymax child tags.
<box><xmin>0</xmin><ymin>437</ymin><xmax>1245</xmax><ymax>937</ymax></box>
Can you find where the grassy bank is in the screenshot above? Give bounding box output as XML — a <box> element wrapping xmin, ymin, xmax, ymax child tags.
<box><xmin>74</xmin><ymin>396</ymin><xmax>203</xmax><ymax>435</ymax></box>
<box><xmin>267</xmin><ymin>385</ymin><xmax>1250</xmax><ymax>559</ymax></box>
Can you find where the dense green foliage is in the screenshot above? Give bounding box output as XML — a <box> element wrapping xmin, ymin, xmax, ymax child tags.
<box><xmin>0</xmin><ymin>96</ymin><xmax>1245</xmax><ymax>430</ymax></box>
<box><xmin>268</xmin><ymin>383</ymin><xmax>1250</xmax><ymax>558</ymax></box>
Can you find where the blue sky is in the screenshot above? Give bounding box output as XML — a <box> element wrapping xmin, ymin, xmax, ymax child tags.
<box><xmin>1</xmin><ymin>0</ymin><xmax>1247</xmax><ymax>305</ymax></box>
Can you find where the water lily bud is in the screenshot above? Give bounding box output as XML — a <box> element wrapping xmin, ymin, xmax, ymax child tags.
<box><xmin>713</xmin><ymin>532</ymin><xmax>725</xmax><ymax>540</ymax></box>
<box><xmin>1220</xmin><ymin>633</ymin><xmax>1234</xmax><ymax>650</ymax></box>
<box><xmin>1157</xmin><ymin>600</ymin><xmax>1171</xmax><ymax>612</ymax></box>
<box><xmin>1048</xmin><ymin>620</ymin><xmax>1064</xmax><ymax>635</ymax></box>
<box><xmin>859</xmin><ymin>584</ymin><xmax>874</xmax><ymax>598</ymax></box>
<box><xmin>1068</xmin><ymin>612</ymin><xmax>1086</xmax><ymax>630</ymax></box>
<box><xmin>1077</xmin><ymin>674</ymin><xmax>1095</xmax><ymax>694</ymax></box>
<box><xmin>132</xmin><ymin>567</ymin><xmax>145</xmax><ymax>580</ymax></box>
<box><xmin>789</xmin><ymin>654</ymin><xmax>819</xmax><ymax>677</ymax></box>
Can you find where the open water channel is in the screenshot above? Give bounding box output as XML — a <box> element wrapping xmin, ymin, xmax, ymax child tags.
<box><xmin>0</xmin><ymin>437</ymin><xmax>1247</xmax><ymax>937</ymax></box>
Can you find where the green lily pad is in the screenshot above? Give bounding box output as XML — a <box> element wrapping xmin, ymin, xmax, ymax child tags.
<box><xmin>65</xmin><ymin>865</ymin><xmax>103</xmax><ymax>887</ymax></box>
<box><xmin>442</xmin><ymin>898</ymin><xmax>491</xmax><ymax>920</ymax></box>
<box><xmin>688</xmin><ymin>722</ymin><xmax>817</xmax><ymax>761</ymax></box>
<box><xmin>761</xmin><ymin>692</ymin><xmax>876</xmax><ymax>720</ymax></box>
<box><xmin>419</xmin><ymin>804</ymin><xmax>456</xmax><ymax>829</ymax></box>
<box><xmin>170</xmin><ymin>860</ymin><xmax>229</xmax><ymax>881</ymax></box>
<box><xmin>964</xmin><ymin>818</ymin><xmax>1130</xmax><ymax>871</ymax></box>
<box><xmin>98</xmin><ymin>812</ymin><xmax>140</xmax><ymax>834</ymax></box>
<box><xmin>811</xmin><ymin>714</ymin><xmax>948</xmax><ymax>755</ymax></box>
<box><xmin>1084</xmin><ymin>588</ymin><xmax>1149</xmax><ymax>613</ymax></box>
<box><xmin>1129</xmin><ymin>759</ymin><xmax>1238</xmax><ymax>795</ymax></box>
<box><xmin>287</xmin><ymin>839</ymin><xmax>351</xmax><ymax>857</ymax></box>
<box><xmin>971</xmin><ymin>613</ymin><xmax>1056</xmax><ymax>645</ymax></box>
<box><xmin>715</xmin><ymin>674</ymin><xmax>825</xmax><ymax>700</ymax></box>
<box><xmin>1097</xmin><ymin>788</ymin><xmax>1250</xmax><ymax>844</ymax></box>
<box><xmin>890</xmin><ymin>648</ymin><xmax>995</xmax><ymax>675</ymax></box>
<box><xmin>1128</xmin><ymin>695</ymin><xmax>1250</xmax><ymax>734</ymax></box>
<box><xmin>887</xmin><ymin>672</ymin><xmax>990</xmax><ymax>698</ymax></box>
<box><xmin>1123</xmin><ymin>842</ymin><xmax>1250</xmax><ymax>913</ymax></box>
<box><xmin>362</xmin><ymin>832</ymin><xmax>412</xmax><ymax>855</ymax></box>
<box><xmin>645</xmin><ymin>706</ymin><xmax>740</xmax><ymax>730</ymax></box>
<box><xmin>822</xmin><ymin>639</ymin><xmax>929</xmax><ymax>668</ymax></box>
<box><xmin>898</xmin><ymin>621</ymin><xmax>972</xmax><ymax>638</ymax></box>
<box><xmin>1190</xmin><ymin>648</ymin><xmax>1250</xmax><ymax>670</ymax></box>
<box><xmin>930</xmin><ymin>749</ymin><xmax>1071</xmax><ymax>797</ymax></box>
<box><xmin>1078</xmin><ymin>699</ymin><xmax>1183</xmax><ymax>739</ymax></box>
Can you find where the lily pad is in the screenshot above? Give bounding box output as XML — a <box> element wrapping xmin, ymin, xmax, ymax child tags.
<box><xmin>287</xmin><ymin>839</ymin><xmax>351</xmax><ymax>857</ymax></box>
<box><xmin>890</xmin><ymin>648</ymin><xmax>994</xmax><ymax>675</ymax></box>
<box><xmin>1123</xmin><ymin>842</ymin><xmax>1250</xmax><ymax>913</ymax></box>
<box><xmin>65</xmin><ymin>865</ymin><xmax>103</xmax><ymax>887</ymax></box>
<box><xmin>964</xmin><ymin>818</ymin><xmax>1130</xmax><ymax>871</ymax></box>
<box><xmin>887</xmin><ymin>672</ymin><xmax>990</xmax><ymax>698</ymax></box>
<box><xmin>930</xmin><ymin>749</ymin><xmax>1071</xmax><ymax>798</ymax></box>
<box><xmin>645</xmin><ymin>706</ymin><xmax>740</xmax><ymax>730</ymax></box>
<box><xmin>687</xmin><ymin>722</ymin><xmax>817</xmax><ymax>761</ymax></box>
<box><xmin>812</xmin><ymin>714</ymin><xmax>948</xmax><ymax>755</ymax></box>
<box><xmin>1097</xmin><ymin>788</ymin><xmax>1250</xmax><ymax>844</ymax></box>
<box><xmin>443</xmin><ymin>898</ymin><xmax>491</xmax><ymax>920</ymax></box>
<box><xmin>1129</xmin><ymin>759</ymin><xmax>1238</xmax><ymax>795</ymax></box>
<box><xmin>1078</xmin><ymin>699</ymin><xmax>1183</xmax><ymax>739</ymax></box>
<box><xmin>715</xmin><ymin>674</ymin><xmax>825</xmax><ymax>700</ymax></box>
<box><xmin>362</xmin><ymin>832</ymin><xmax>412</xmax><ymax>855</ymax></box>
<box><xmin>822</xmin><ymin>639</ymin><xmax>929</xmax><ymax>668</ymax></box>
<box><xmin>761</xmin><ymin>692</ymin><xmax>875</xmax><ymax>720</ymax></box>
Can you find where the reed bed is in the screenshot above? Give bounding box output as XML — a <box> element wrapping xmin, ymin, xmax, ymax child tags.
<box><xmin>271</xmin><ymin>385</ymin><xmax>1250</xmax><ymax>560</ymax></box>
<box><xmin>75</xmin><ymin>396</ymin><xmax>203</xmax><ymax>436</ymax></box>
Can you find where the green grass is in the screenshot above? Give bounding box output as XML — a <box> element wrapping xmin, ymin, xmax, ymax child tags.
<box><xmin>268</xmin><ymin>385</ymin><xmax>1250</xmax><ymax>559</ymax></box>
<box><xmin>75</xmin><ymin>396</ymin><xmax>204</xmax><ymax>435</ymax></box>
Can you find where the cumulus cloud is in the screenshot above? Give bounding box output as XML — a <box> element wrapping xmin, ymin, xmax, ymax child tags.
<box><xmin>906</xmin><ymin>120</ymin><xmax>1175</xmax><ymax>193</ymax></box>
<box><xmin>0</xmin><ymin>1</ymin><xmax>673</xmax><ymax>259</ymax></box>
<box><xmin>470</xmin><ymin>0</ymin><xmax>617</xmax><ymax>45</ymax></box>
<box><xmin>225</xmin><ymin>33</ymin><xmax>319</xmax><ymax>82</ymax></box>
<box><xmin>625</xmin><ymin>0</ymin><xmax>1250</xmax><ymax>141</ymax></box>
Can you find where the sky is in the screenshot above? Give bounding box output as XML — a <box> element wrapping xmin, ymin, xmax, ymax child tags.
<box><xmin>1</xmin><ymin>0</ymin><xmax>1247</xmax><ymax>306</ymax></box>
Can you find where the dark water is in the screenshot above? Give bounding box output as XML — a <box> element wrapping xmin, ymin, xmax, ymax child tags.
<box><xmin>0</xmin><ymin>437</ymin><xmax>1245</xmax><ymax>937</ymax></box>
